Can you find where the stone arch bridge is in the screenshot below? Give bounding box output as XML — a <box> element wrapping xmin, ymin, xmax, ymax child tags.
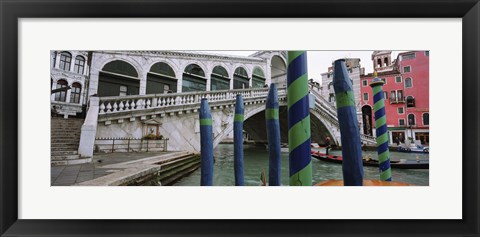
<box><xmin>78</xmin><ymin>85</ymin><xmax>376</xmax><ymax>157</ymax></box>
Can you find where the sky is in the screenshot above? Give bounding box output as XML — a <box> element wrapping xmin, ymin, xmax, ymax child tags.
<box><xmin>204</xmin><ymin>51</ymin><xmax>405</xmax><ymax>86</ymax></box>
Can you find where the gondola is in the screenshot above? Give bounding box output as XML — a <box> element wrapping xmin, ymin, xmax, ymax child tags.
<box><xmin>311</xmin><ymin>151</ymin><xmax>429</xmax><ymax>169</ymax></box>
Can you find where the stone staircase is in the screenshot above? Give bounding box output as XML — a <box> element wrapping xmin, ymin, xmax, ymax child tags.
<box><xmin>51</xmin><ymin>117</ymin><xmax>91</xmax><ymax>165</ymax></box>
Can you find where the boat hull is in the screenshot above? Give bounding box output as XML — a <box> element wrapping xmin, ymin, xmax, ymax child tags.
<box><xmin>311</xmin><ymin>152</ymin><xmax>429</xmax><ymax>169</ymax></box>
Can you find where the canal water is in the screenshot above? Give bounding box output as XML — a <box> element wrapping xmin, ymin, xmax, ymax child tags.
<box><xmin>174</xmin><ymin>144</ymin><xmax>429</xmax><ymax>186</ymax></box>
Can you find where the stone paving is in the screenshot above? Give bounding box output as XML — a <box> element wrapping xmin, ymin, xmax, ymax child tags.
<box><xmin>51</xmin><ymin>151</ymin><xmax>172</xmax><ymax>186</ymax></box>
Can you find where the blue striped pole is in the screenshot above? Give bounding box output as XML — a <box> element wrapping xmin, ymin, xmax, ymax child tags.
<box><xmin>370</xmin><ymin>71</ymin><xmax>392</xmax><ymax>181</ymax></box>
<box><xmin>234</xmin><ymin>94</ymin><xmax>245</xmax><ymax>186</ymax></box>
<box><xmin>287</xmin><ymin>51</ymin><xmax>312</xmax><ymax>186</ymax></box>
<box><xmin>333</xmin><ymin>59</ymin><xmax>364</xmax><ymax>186</ymax></box>
<box><xmin>266</xmin><ymin>83</ymin><xmax>281</xmax><ymax>186</ymax></box>
<box><xmin>199</xmin><ymin>98</ymin><xmax>213</xmax><ymax>186</ymax></box>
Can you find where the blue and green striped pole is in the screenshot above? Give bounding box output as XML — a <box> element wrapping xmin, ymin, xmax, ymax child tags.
<box><xmin>234</xmin><ymin>94</ymin><xmax>245</xmax><ymax>186</ymax></box>
<box><xmin>370</xmin><ymin>71</ymin><xmax>392</xmax><ymax>181</ymax></box>
<box><xmin>333</xmin><ymin>59</ymin><xmax>364</xmax><ymax>186</ymax></box>
<box><xmin>287</xmin><ymin>51</ymin><xmax>312</xmax><ymax>186</ymax></box>
<box><xmin>199</xmin><ymin>98</ymin><xmax>213</xmax><ymax>186</ymax></box>
<box><xmin>266</xmin><ymin>83</ymin><xmax>281</xmax><ymax>186</ymax></box>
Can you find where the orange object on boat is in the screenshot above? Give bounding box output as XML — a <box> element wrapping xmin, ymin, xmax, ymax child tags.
<box><xmin>315</xmin><ymin>179</ymin><xmax>412</xmax><ymax>186</ymax></box>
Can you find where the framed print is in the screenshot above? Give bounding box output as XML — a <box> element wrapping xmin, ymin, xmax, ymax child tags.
<box><xmin>1</xmin><ymin>0</ymin><xmax>479</xmax><ymax>236</ymax></box>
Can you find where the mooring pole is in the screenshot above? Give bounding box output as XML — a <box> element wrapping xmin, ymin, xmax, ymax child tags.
<box><xmin>287</xmin><ymin>51</ymin><xmax>312</xmax><ymax>186</ymax></box>
<box><xmin>332</xmin><ymin>59</ymin><xmax>364</xmax><ymax>186</ymax></box>
<box><xmin>199</xmin><ymin>98</ymin><xmax>214</xmax><ymax>186</ymax></box>
<box><xmin>234</xmin><ymin>94</ymin><xmax>245</xmax><ymax>186</ymax></box>
<box><xmin>370</xmin><ymin>71</ymin><xmax>392</xmax><ymax>181</ymax></box>
<box><xmin>266</xmin><ymin>83</ymin><xmax>281</xmax><ymax>186</ymax></box>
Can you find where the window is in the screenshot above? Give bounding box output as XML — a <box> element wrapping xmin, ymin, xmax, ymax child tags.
<box><xmin>390</xmin><ymin>91</ymin><xmax>396</xmax><ymax>102</ymax></box>
<box><xmin>402</xmin><ymin>53</ymin><xmax>416</xmax><ymax>61</ymax></box>
<box><xmin>362</xmin><ymin>80</ymin><xmax>367</xmax><ymax>86</ymax></box>
<box><xmin>399</xmin><ymin>119</ymin><xmax>405</xmax><ymax>126</ymax></box>
<box><xmin>59</xmin><ymin>52</ymin><xmax>72</xmax><ymax>71</ymax></box>
<box><xmin>52</xmin><ymin>52</ymin><xmax>56</xmax><ymax>68</ymax></box>
<box><xmin>70</xmin><ymin>83</ymin><xmax>81</xmax><ymax>103</ymax></box>
<box><xmin>423</xmin><ymin>113</ymin><xmax>429</xmax><ymax>125</ymax></box>
<box><xmin>329</xmin><ymin>93</ymin><xmax>335</xmax><ymax>103</ymax></box>
<box><xmin>54</xmin><ymin>80</ymin><xmax>68</xmax><ymax>102</ymax></box>
<box><xmin>395</xmin><ymin>76</ymin><xmax>402</xmax><ymax>83</ymax></box>
<box><xmin>396</xmin><ymin>90</ymin><xmax>404</xmax><ymax>101</ymax></box>
<box><xmin>381</xmin><ymin>78</ymin><xmax>386</xmax><ymax>84</ymax></box>
<box><xmin>74</xmin><ymin>56</ymin><xmax>85</xmax><ymax>74</ymax></box>
<box><xmin>383</xmin><ymin>91</ymin><xmax>388</xmax><ymax>100</ymax></box>
<box><xmin>377</xmin><ymin>58</ymin><xmax>381</xmax><ymax>67</ymax></box>
<box><xmin>363</xmin><ymin>93</ymin><xmax>369</xmax><ymax>101</ymax></box>
<box><xmin>406</xmin><ymin>96</ymin><xmax>415</xmax><ymax>107</ymax></box>
<box><xmin>397</xmin><ymin>107</ymin><xmax>404</xmax><ymax>114</ymax></box>
<box><xmin>405</xmin><ymin>78</ymin><xmax>413</xmax><ymax>88</ymax></box>
<box><xmin>408</xmin><ymin>114</ymin><xmax>416</xmax><ymax>126</ymax></box>
<box><xmin>384</xmin><ymin>58</ymin><xmax>389</xmax><ymax>66</ymax></box>
<box><xmin>403</xmin><ymin>66</ymin><xmax>411</xmax><ymax>73</ymax></box>
<box><xmin>425</xmin><ymin>51</ymin><xmax>429</xmax><ymax>56</ymax></box>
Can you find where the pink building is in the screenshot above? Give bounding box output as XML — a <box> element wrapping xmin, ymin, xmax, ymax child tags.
<box><xmin>360</xmin><ymin>51</ymin><xmax>429</xmax><ymax>145</ymax></box>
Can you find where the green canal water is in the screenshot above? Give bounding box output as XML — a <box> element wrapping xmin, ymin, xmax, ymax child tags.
<box><xmin>174</xmin><ymin>144</ymin><xmax>429</xmax><ymax>186</ymax></box>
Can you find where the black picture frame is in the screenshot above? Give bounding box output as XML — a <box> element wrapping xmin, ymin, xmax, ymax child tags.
<box><xmin>1</xmin><ymin>0</ymin><xmax>479</xmax><ymax>236</ymax></box>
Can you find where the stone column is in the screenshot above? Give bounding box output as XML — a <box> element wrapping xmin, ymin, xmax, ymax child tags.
<box><xmin>78</xmin><ymin>96</ymin><xmax>99</xmax><ymax>158</ymax></box>
<box><xmin>206</xmin><ymin>74</ymin><xmax>211</xmax><ymax>91</ymax></box>
<box><xmin>176</xmin><ymin>74</ymin><xmax>183</xmax><ymax>93</ymax></box>
<box><xmin>55</xmin><ymin>52</ymin><xmax>61</xmax><ymax>69</ymax></box>
<box><xmin>69</xmin><ymin>53</ymin><xmax>76</xmax><ymax>72</ymax></box>
<box><xmin>51</xmin><ymin>81</ymin><xmax>58</xmax><ymax>101</ymax></box>
<box><xmin>139</xmin><ymin>72</ymin><xmax>146</xmax><ymax>95</ymax></box>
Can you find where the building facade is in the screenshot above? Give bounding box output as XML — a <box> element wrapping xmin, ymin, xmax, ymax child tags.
<box><xmin>50</xmin><ymin>51</ymin><xmax>288</xmax><ymax>118</ymax></box>
<box><xmin>360</xmin><ymin>51</ymin><xmax>429</xmax><ymax>145</ymax></box>
<box><xmin>320</xmin><ymin>58</ymin><xmax>365</xmax><ymax>134</ymax></box>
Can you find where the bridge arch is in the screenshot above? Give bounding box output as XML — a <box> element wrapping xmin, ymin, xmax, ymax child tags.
<box><xmin>233</xmin><ymin>66</ymin><xmax>250</xmax><ymax>89</ymax></box>
<box><xmin>182</xmin><ymin>63</ymin><xmax>207</xmax><ymax>92</ymax></box>
<box><xmin>146</xmin><ymin>61</ymin><xmax>177</xmax><ymax>94</ymax></box>
<box><xmin>97</xmin><ymin>60</ymin><xmax>141</xmax><ymax>96</ymax></box>
<box><xmin>210</xmin><ymin>65</ymin><xmax>231</xmax><ymax>91</ymax></box>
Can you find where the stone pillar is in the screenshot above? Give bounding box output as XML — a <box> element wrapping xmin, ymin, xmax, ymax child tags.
<box><xmin>176</xmin><ymin>74</ymin><xmax>183</xmax><ymax>93</ymax></box>
<box><xmin>229</xmin><ymin>75</ymin><xmax>234</xmax><ymax>90</ymax></box>
<box><xmin>69</xmin><ymin>53</ymin><xmax>76</xmax><ymax>72</ymax></box>
<box><xmin>78</xmin><ymin>97</ymin><xmax>99</xmax><ymax>158</ymax></box>
<box><xmin>206</xmin><ymin>74</ymin><xmax>211</xmax><ymax>91</ymax></box>
<box><xmin>55</xmin><ymin>52</ymin><xmax>61</xmax><ymax>69</ymax></box>
<box><xmin>266</xmin><ymin>59</ymin><xmax>272</xmax><ymax>86</ymax></box>
<box><xmin>139</xmin><ymin>72</ymin><xmax>146</xmax><ymax>95</ymax></box>
<box><xmin>88</xmin><ymin>71</ymin><xmax>99</xmax><ymax>97</ymax></box>
<box><xmin>51</xmin><ymin>81</ymin><xmax>58</xmax><ymax>101</ymax></box>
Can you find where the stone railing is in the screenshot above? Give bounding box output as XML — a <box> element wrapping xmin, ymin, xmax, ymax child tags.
<box><xmin>360</xmin><ymin>134</ymin><xmax>377</xmax><ymax>144</ymax></box>
<box><xmin>98</xmin><ymin>88</ymin><xmax>287</xmax><ymax>115</ymax></box>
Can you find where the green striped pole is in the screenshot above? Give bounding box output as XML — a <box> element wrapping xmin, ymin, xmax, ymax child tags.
<box><xmin>370</xmin><ymin>71</ymin><xmax>392</xmax><ymax>181</ymax></box>
<box><xmin>287</xmin><ymin>51</ymin><xmax>312</xmax><ymax>186</ymax></box>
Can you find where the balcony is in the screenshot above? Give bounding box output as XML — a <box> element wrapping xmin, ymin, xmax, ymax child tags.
<box><xmin>389</xmin><ymin>96</ymin><xmax>405</xmax><ymax>104</ymax></box>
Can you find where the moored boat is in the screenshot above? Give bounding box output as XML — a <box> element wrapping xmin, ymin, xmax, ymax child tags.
<box><xmin>311</xmin><ymin>151</ymin><xmax>429</xmax><ymax>169</ymax></box>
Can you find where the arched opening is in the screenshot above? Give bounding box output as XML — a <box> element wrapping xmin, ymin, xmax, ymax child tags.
<box><xmin>406</xmin><ymin>95</ymin><xmax>415</xmax><ymax>107</ymax></box>
<box><xmin>423</xmin><ymin>113</ymin><xmax>429</xmax><ymax>125</ymax></box>
<box><xmin>405</xmin><ymin>77</ymin><xmax>413</xmax><ymax>88</ymax></box>
<box><xmin>408</xmin><ymin>114</ymin><xmax>416</xmax><ymax>126</ymax></box>
<box><xmin>98</xmin><ymin>60</ymin><xmax>140</xmax><ymax>96</ymax></box>
<box><xmin>59</xmin><ymin>52</ymin><xmax>72</xmax><ymax>71</ymax></box>
<box><xmin>74</xmin><ymin>55</ymin><xmax>85</xmax><ymax>74</ymax></box>
<box><xmin>233</xmin><ymin>67</ymin><xmax>249</xmax><ymax>89</ymax></box>
<box><xmin>210</xmin><ymin>65</ymin><xmax>230</xmax><ymax>91</ymax></box>
<box><xmin>70</xmin><ymin>82</ymin><xmax>82</xmax><ymax>104</ymax></box>
<box><xmin>147</xmin><ymin>62</ymin><xmax>177</xmax><ymax>94</ymax></box>
<box><xmin>54</xmin><ymin>79</ymin><xmax>68</xmax><ymax>102</ymax></box>
<box><xmin>271</xmin><ymin>55</ymin><xmax>287</xmax><ymax>87</ymax></box>
<box><xmin>377</xmin><ymin>58</ymin><xmax>382</xmax><ymax>68</ymax></box>
<box><xmin>384</xmin><ymin>58</ymin><xmax>389</xmax><ymax>66</ymax></box>
<box><xmin>182</xmin><ymin>64</ymin><xmax>206</xmax><ymax>92</ymax></box>
<box><xmin>361</xmin><ymin>105</ymin><xmax>373</xmax><ymax>136</ymax></box>
<box><xmin>252</xmin><ymin>67</ymin><xmax>266</xmax><ymax>88</ymax></box>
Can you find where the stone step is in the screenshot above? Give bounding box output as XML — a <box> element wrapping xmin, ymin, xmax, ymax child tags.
<box><xmin>51</xmin><ymin>147</ymin><xmax>78</xmax><ymax>152</ymax></box>
<box><xmin>51</xmin><ymin>139</ymin><xmax>80</xmax><ymax>143</ymax></box>
<box><xmin>51</xmin><ymin>150</ymin><xmax>78</xmax><ymax>156</ymax></box>
<box><xmin>51</xmin><ymin>157</ymin><xmax>92</xmax><ymax>166</ymax></box>
<box><xmin>51</xmin><ymin>154</ymin><xmax>81</xmax><ymax>161</ymax></box>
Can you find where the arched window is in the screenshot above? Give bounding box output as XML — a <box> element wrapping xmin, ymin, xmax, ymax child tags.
<box><xmin>252</xmin><ymin>67</ymin><xmax>265</xmax><ymax>88</ymax></box>
<box><xmin>406</xmin><ymin>96</ymin><xmax>415</xmax><ymax>107</ymax></box>
<box><xmin>70</xmin><ymin>83</ymin><xmax>82</xmax><ymax>104</ymax></box>
<box><xmin>210</xmin><ymin>66</ymin><xmax>230</xmax><ymax>91</ymax></box>
<box><xmin>147</xmin><ymin>62</ymin><xmax>177</xmax><ymax>94</ymax></box>
<box><xmin>377</xmin><ymin>58</ymin><xmax>381</xmax><ymax>67</ymax></box>
<box><xmin>98</xmin><ymin>60</ymin><xmax>139</xmax><ymax>96</ymax></box>
<box><xmin>54</xmin><ymin>80</ymin><xmax>68</xmax><ymax>102</ymax></box>
<box><xmin>59</xmin><ymin>52</ymin><xmax>72</xmax><ymax>71</ymax></box>
<box><xmin>182</xmin><ymin>64</ymin><xmax>206</xmax><ymax>92</ymax></box>
<box><xmin>405</xmin><ymin>77</ymin><xmax>413</xmax><ymax>88</ymax></box>
<box><xmin>408</xmin><ymin>114</ymin><xmax>416</xmax><ymax>126</ymax></box>
<box><xmin>74</xmin><ymin>56</ymin><xmax>85</xmax><ymax>74</ymax></box>
<box><xmin>423</xmin><ymin>113</ymin><xmax>429</xmax><ymax>125</ymax></box>
<box><xmin>384</xmin><ymin>58</ymin><xmax>389</xmax><ymax>66</ymax></box>
<box><xmin>233</xmin><ymin>67</ymin><xmax>249</xmax><ymax>89</ymax></box>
